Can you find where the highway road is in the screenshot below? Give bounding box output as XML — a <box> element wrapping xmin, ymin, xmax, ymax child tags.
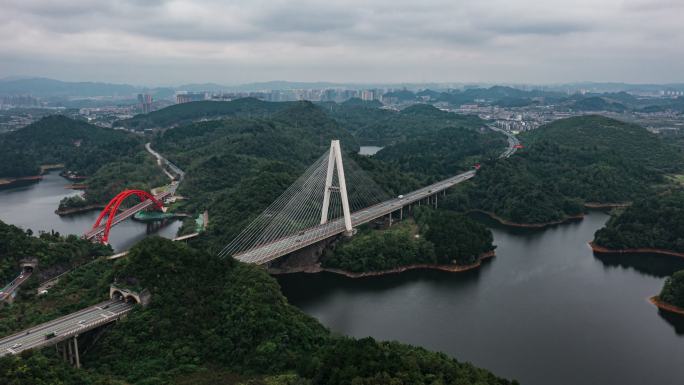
<box><xmin>234</xmin><ymin>170</ymin><xmax>476</xmax><ymax>264</ymax></box>
<box><xmin>0</xmin><ymin>299</ymin><xmax>134</xmax><ymax>357</ymax></box>
<box><xmin>0</xmin><ymin>269</ymin><xmax>32</xmax><ymax>303</ymax></box>
<box><xmin>145</xmin><ymin>142</ymin><xmax>185</xmax><ymax>192</ymax></box>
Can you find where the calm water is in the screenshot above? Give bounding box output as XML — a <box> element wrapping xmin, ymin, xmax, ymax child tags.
<box><xmin>0</xmin><ymin>171</ymin><xmax>181</xmax><ymax>252</ymax></box>
<box><xmin>359</xmin><ymin>146</ymin><xmax>384</xmax><ymax>156</ymax></box>
<box><xmin>279</xmin><ymin>212</ymin><xmax>684</xmax><ymax>385</ymax></box>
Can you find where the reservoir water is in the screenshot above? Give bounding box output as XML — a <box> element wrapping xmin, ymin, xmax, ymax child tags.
<box><xmin>0</xmin><ymin>171</ymin><xmax>181</xmax><ymax>252</ymax></box>
<box><xmin>278</xmin><ymin>212</ymin><xmax>684</xmax><ymax>385</ymax></box>
<box><xmin>358</xmin><ymin>146</ymin><xmax>384</xmax><ymax>156</ymax></box>
<box><xmin>3</xmin><ymin>172</ymin><xmax>684</xmax><ymax>385</ymax></box>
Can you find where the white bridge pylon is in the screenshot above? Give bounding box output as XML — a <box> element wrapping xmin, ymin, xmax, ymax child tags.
<box><xmin>218</xmin><ymin>139</ymin><xmax>390</xmax><ymax>263</ymax></box>
<box><xmin>320</xmin><ymin>140</ymin><xmax>352</xmax><ymax>232</ymax></box>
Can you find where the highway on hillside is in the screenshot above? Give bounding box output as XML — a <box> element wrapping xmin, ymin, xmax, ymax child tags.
<box><xmin>0</xmin><ymin>270</ymin><xmax>32</xmax><ymax>303</ymax></box>
<box><xmin>0</xmin><ymin>299</ymin><xmax>134</xmax><ymax>357</ymax></box>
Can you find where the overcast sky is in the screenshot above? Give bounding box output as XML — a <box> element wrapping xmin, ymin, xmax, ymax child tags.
<box><xmin>1</xmin><ymin>0</ymin><xmax>682</xmax><ymax>85</ymax></box>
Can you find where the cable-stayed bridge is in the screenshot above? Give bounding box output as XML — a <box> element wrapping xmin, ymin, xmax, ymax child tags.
<box><xmin>220</xmin><ymin>135</ymin><xmax>516</xmax><ymax>265</ymax></box>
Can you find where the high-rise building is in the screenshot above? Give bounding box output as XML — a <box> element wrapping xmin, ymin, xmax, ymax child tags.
<box><xmin>137</xmin><ymin>94</ymin><xmax>153</xmax><ymax>113</ymax></box>
<box><xmin>176</xmin><ymin>92</ymin><xmax>207</xmax><ymax>104</ymax></box>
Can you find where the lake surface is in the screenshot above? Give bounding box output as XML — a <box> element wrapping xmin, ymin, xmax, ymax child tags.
<box><xmin>358</xmin><ymin>146</ymin><xmax>384</xmax><ymax>156</ymax></box>
<box><xmin>0</xmin><ymin>171</ymin><xmax>181</xmax><ymax>252</ymax></box>
<box><xmin>278</xmin><ymin>211</ymin><xmax>684</xmax><ymax>385</ymax></box>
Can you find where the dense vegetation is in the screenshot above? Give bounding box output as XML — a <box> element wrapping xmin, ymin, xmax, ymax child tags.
<box><xmin>1</xmin><ymin>238</ymin><xmax>515</xmax><ymax>385</ymax></box>
<box><xmin>0</xmin><ymin>219</ymin><xmax>110</xmax><ymax>284</ymax></box>
<box><xmin>149</xmin><ymin>101</ymin><xmax>359</xmax><ymax>248</ymax></box>
<box><xmin>455</xmin><ymin>116</ymin><xmax>684</xmax><ymax>224</ymax></box>
<box><xmin>327</xmin><ymin>102</ymin><xmax>505</xmax><ymax>194</ymax></box>
<box><xmin>78</xmin><ymin>152</ymin><xmax>169</xmax><ymax>206</ymax></box>
<box><xmin>0</xmin><ymin>116</ymin><xmax>141</xmax><ymax>178</ymax></box>
<box><xmin>114</xmin><ymin>98</ymin><xmax>294</xmax><ymax>130</ymax></box>
<box><xmin>659</xmin><ymin>270</ymin><xmax>684</xmax><ymax>308</ymax></box>
<box><xmin>142</xmin><ymin>99</ymin><xmax>505</xmax><ymax>253</ymax></box>
<box><xmin>594</xmin><ymin>191</ymin><xmax>684</xmax><ymax>253</ymax></box>
<box><xmin>323</xmin><ymin>208</ymin><xmax>494</xmax><ymax>272</ymax></box>
<box><xmin>330</xmin><ymin>102</ymin><xmax>486</xmax><ymax>145</ymax></box>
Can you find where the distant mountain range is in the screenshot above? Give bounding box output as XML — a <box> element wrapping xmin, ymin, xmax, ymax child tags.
<box><xmin>1</xmin><ymin>77</ymin><xmax>683</xmax><ymax>98</ymax></box>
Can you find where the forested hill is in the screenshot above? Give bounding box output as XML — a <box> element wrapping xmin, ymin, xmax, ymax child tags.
<box><xmin>0</xmin><ymin>219</ymin><xmax>110</xmax><ymax>284</ymax></box>
<box><xmin>659</xmin><ymin>270</ymin><xmax>684</xmax><ymax>308</ymax></box>
<box><xmin>0</xmin><ymin>115</ymin><xmax>141</xmax><ymax>178</ymax></box>
<box><xmin>328</xmin><ymin>102</ymin><xmax>484</xmax><ymax>145</ymax></box>
<box><xmin>523</xmin><ymin>115</ymin><xmax>682</xmax><ymax>173</ymax></box>
<box><xmin>151</xmin><ymin>101</ymin><xmax>358</xmax><ymax>252</ymax></box>
<box><xmin>114</xmin><ymin>97</ymin><xmax>294</xmax><ymax>130</ymax></box>
<box><xmin>0</xmin><ymin>237</ymin><xmax>516</xmax><ymax>384</ymax></box>
<box><xmin>594</xmin><ymin>191</ymin><xmax>684</xmax><ymax>253</ymax></box>
<box><xmin>455</xmin><ymin>115</ymin><xmax>684</xmax><ymax>225</ymax></box>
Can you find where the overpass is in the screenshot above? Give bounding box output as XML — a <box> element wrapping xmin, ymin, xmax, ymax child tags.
<box><xmin>0</xmin><ymin>299</ymin><xmax>134</xmax><ymax>365</ymax></box>
<box><xmin>0</xmin><ymin>269</ymin><xmax>32</xmax><ymax>304</ymax></box>
<box><xmin>221</xmin><ymin>127</ymin><xmax>518</xmax><ymax>265</ymax></box>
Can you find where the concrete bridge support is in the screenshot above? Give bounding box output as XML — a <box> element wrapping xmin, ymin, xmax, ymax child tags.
<box><xmin>56</xmin><ymin>336</ymin><xmax>80</xmax><ymax>368</ymax></box>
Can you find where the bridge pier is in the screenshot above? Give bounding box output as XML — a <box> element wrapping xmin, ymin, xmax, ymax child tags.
<box><xmin>57</xmin><ymin>336</ymin><xmax>80</xmax><ymax>368</ymax></box>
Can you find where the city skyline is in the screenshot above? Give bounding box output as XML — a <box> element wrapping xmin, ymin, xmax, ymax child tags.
<box><xmin>1</xmin><ymin>0</ymin><xmax>683</xmax><ymax>85</ymax></box>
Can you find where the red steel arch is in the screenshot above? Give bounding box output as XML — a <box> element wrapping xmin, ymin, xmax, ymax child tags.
<box><xmin>91</xmin><ymin>189</ymin><xmax>163</xmax><ymax>244</ymax></box>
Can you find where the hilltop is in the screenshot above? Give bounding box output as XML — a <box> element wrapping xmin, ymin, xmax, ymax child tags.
<box><xmin>455</xmin><ymin>115</ymin><xmax>684</xmax><ymax>225</ymax></box>
<box><xmin>0</xmin><ymin>115</ymin><xmax>142</xmax><ymax>179</ymax></box>
<box><xmin>593</xmin><ymin>190</ymin><xmax>684</xmax><ymax>255</ymax></box>
<box><xmin>114</xmin><ymin>98</ymin><xmax>295</xmax><ymax>131</ymax></box>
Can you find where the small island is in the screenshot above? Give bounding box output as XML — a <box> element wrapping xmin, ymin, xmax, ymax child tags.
<box><xmin>320</xmin><ymin>207</ymin><xmax>496</xmax><ymax>277</ymax></box>
<box><xmin>651</xmin><ymin>270</ymin><xmax>684</xmax><ymax>316</ymax></box>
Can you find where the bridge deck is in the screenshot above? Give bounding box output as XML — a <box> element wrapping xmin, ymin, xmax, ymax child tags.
<box><xmin>234</xmin><ymin>170</ymin><xmax>475</xmax><ymax>265</ymax></box>
<box><xmin>0</xmin><ymin>299</ymin><xmax>134</xmax><ymax>357</ymax></box>
<box><xmin>85</xmin><ymin>191</ymin><xmax>171</xmax><ymax>240</ymax></box>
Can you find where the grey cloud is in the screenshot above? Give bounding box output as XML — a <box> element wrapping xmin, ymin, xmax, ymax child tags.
<box><xmin>0</xmin><ymin>0</ymin><xmax>682</xmax><ymax>84</ymax></box>
<box><xmin>483</xmin><ymin>20</ymin><xmax>590</xmax><ymax>36</ymax></box>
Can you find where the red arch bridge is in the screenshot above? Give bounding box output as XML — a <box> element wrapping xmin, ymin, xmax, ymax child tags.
<box><xmin>84</xmin><ymin>189</ymin><xmax>171</xmax><ymax>244</ymax></box>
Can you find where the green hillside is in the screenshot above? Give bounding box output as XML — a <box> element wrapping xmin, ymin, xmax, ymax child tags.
<box><xmin>151</xmin><ymin>101</ymin><xmax>358</xmax><ymax>251</ymax></box>
<box><xmin>114</xmin><ymin>98</ymin><xmax>294</xmax><ymax>131</ymax></box>
<box><xmin>0</xmin><ymin>237</ymin><xmax>516</xmax><ymax>385</ymax></box>
<box><xmin>329</xmin><ymin>103</ymin><xmax>485</xmax><ymax>145</ymax></box>
<box><xmin>459</xmin><ymin>115</ymin><xmax>684</xmax><ymax>224</ymax></box>
<box><xmin>594</xmin><ymin>191</ymin><xmax>684</xmax><ymax>253</ymax></box>
<box><xmin>0</xmin><ymin>115</ymin><xmax>141</xmax><ymax>178</ymax></box>
<box><xmin>0</xmin><ymin>220</ymin><xmax>110</xmax><ymax>289</ymax></box>
<box><xmin>659</xmin><ymin>270</ymin><xmax>684</xmax><ymax>308</ymax></box>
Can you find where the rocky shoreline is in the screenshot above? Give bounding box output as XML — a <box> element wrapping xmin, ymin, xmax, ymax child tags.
<box><xmin>54</xmin><ymin>204</ymin><xmax>105</xmax><ymax>216</ymax></box>
<box><xmin>588</xmin><ymin>241</ymin><xmax>684</xmax><ymax>259</ymax></box>
<box><xmin>649</xmin><ymin>296</ymin><xmax>684</xmax><ymax>316</ymax></box>
<box><xmin>584</xmin><ymin>202</ymin><xmax>631</xmax><ymax>209</ymax></box>
<box><xmin>473</xmin><ymin>210</ymin><xmax>584</xmax><ymax>228</ymax></box>
<box><xmin>270</xmin><ymin>250</ymin><xmax>496</xmax><ymax>278</ymax></box>
<box><xmin>0</xmin><ymin>175</ymin><xmax>43</xmax><ymax>189</ymax></box>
